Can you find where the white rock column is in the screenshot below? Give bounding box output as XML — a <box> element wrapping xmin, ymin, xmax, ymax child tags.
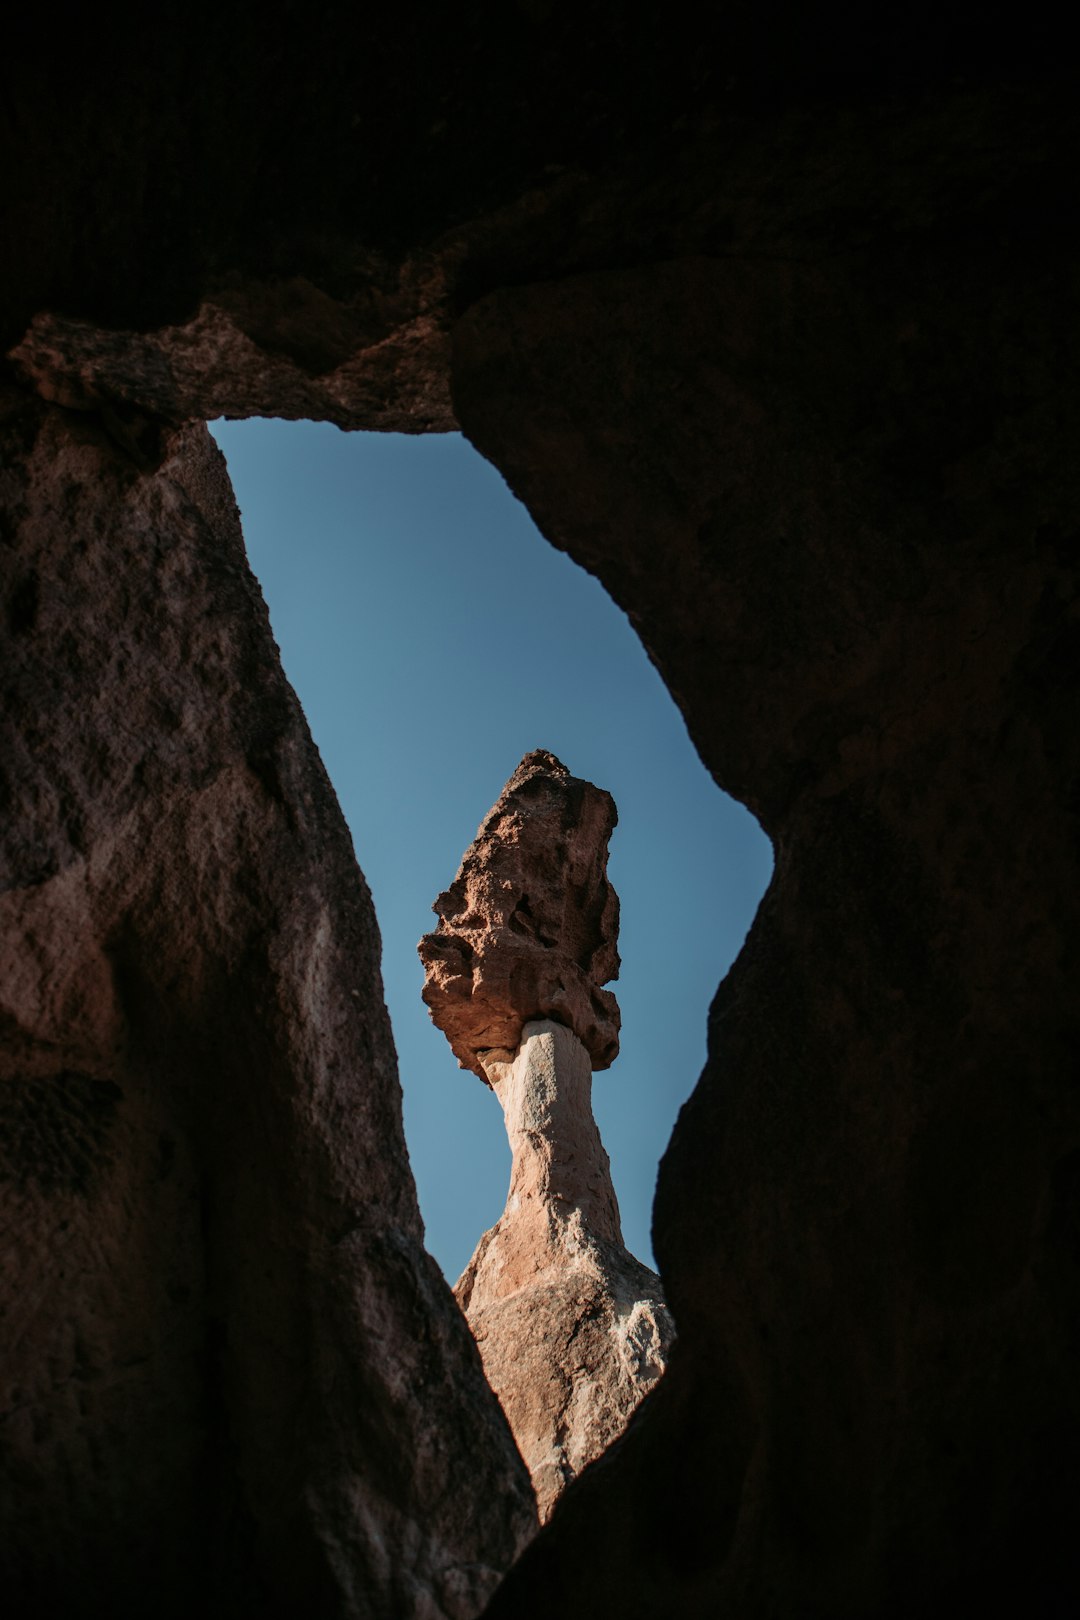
<box><xmin>479</xmin><ymin>1018</ymin><xmax>623</xmax><ymax>1268</ymax></box>
<box><xmin>455</xmin><ymin>1019</ymin><xmax>674</xmax><ymax>1520</ymax></box>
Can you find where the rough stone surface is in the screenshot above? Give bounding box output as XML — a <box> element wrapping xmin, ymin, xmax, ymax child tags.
<box><xmin>2</xmin><ymin>16</ymin><xmax>1078</xmax><ymax>1620</ymax></box>
<box><xmin>457</xmin><ymin>244</ymin><xmax>1080</xmax><ymax>1620</ymax></box>
<box><xmin>418</xmin><ymin>752</ymin><xmax>620</xmax><ymax>1078</ymax></box>
<box><xmin>0</xmin><ymin>397</ymin><xmax>534</xmax><ymax>1618</ymax></box>
<box><xmin>12</xmin><ymin>295</ymin><xmax>456</xmax><ymax>435</ymax></box>
<box><xmin>456</xmin><ymin>1021</ymin><xmax>673</xmax><ymax>1522</ymax></box>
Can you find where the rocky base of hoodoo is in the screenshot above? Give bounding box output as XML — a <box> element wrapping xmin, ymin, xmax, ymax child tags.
<box><xmin>454</xmin><ymin>1021</ymin><xmax>674</xmax><ymax>1523</ymax></box>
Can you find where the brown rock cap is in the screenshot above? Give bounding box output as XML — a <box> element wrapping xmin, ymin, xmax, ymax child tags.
<box><xmin>418</xmin><ymin>750</ymin><xmax>620</xmax><ymax>1078</ymax></box>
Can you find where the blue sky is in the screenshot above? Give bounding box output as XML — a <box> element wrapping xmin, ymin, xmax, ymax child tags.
<box><xmin>210</xmin><ymin>418</ymin><xmax>773</xmax><ymax>1280</ymax></box>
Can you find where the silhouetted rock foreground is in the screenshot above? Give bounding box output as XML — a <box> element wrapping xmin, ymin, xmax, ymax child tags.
<box><xmin>2</xmin><ymin>11</ymin><xmax>1078</xmax><ymax>1619</ymax></box>
<box><xmin>0</xmin><ymin>407</ymin><xmax>535</xmax><ymax>1618</ymax></box>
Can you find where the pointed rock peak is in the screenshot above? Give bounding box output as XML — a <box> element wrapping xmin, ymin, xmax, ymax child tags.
<box><xmin>505</xmin><ymin>747</ymin><xmax>571</xmax><ymax>785</ymax></box>
<box><xmin>418</xmin><ymin>751</ymin><xmax>621</xmax><ymax>1080</ymax></box>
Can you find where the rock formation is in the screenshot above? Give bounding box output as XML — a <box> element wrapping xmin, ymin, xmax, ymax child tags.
<box><xmin>0</xmin><ymin>402</ymin><xmax>534</xmax><ymax>1619</ymax></box>
<box><xmin>2</xmin><ymin>14</ymin><xmax>1078</xmax><ymax>1619</ymax></box>
<box><xmin>418</xmin><ymin>749</ymin><xmax>620</xmax><ymax>1077</ymax></box>
<box><xmin>458</xmin><ymin>1021</ymin><xmax>673</xmax><ymax>1522</ymax></box>
<box><xmin>420</xmin><ymin>752</ymin><xmax>672</xmax><ymax>1521</ymax></box>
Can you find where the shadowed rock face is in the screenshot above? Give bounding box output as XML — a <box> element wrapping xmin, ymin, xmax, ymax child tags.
<box><xmin>2</xmin><ymin>15</ymin><xmax>1078</xmax><ymax>1620</ymax></box>
<box><xmin>0</xmin><ymin>399</ymin><xmax>534</xmax><ymax>1618</ymax></box>
<box><xmin>458</xmin><ymin>248</ymin><xmax>1080</xmax><ymax>1620</ymax></box>
<box><xmin>418</xmin><ymin>751</ymin><xmax>620</xmax><ymax>1077</ymax></box>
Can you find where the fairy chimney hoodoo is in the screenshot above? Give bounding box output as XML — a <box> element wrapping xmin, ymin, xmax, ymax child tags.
<box><xmin>419</xmin><ymin>751</ymin><xmax>674</xmax><ymax>1521</ymax></box>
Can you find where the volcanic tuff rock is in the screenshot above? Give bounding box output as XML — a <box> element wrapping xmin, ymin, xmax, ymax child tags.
<box><xmin>3</xmin><ymin>14</ymin><xmax>1078</xmax><ymax>1619</ymax></box>
<box><xmin>418</xmin><ymin>751</ymin><xmax>620</xmax><ymax>1077</ymax></box>
<box><xmin>456</xmin><ymin>1020</ymin><xmax>673</xmax><ymax>1522</ymax></box>
<box><xmin>420</xmin><ymin>758</ymin><xmax>671</xmax><ymax>1520</ymax></box>
<box><xmin>0</xmin><ymin>398</ymin><xmax>534</xmax><ymax>1618</ymax></box>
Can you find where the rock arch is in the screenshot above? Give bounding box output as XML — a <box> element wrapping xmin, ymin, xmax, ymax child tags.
<box><xmin>2</xmin><ymin>15</ymin><xmax>1077</xmax><ymax>1618</ymax></box>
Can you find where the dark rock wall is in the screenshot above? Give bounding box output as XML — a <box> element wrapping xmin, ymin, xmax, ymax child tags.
<box><xmin>0</xmin><ymin>401</ymin><xmax>534</xmax><ymax>1616</ymax></box>
<box><xmin>456</xmin><ymin>191</ymin><xmax>1080</xmax><ymax>1620</ymax></box>
<box><xmin>2</xmin><ymin>12</ymin><xmax>1077</xmax><ymax>1618</ymax></box>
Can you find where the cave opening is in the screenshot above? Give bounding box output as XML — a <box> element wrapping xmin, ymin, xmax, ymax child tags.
<box><xmin>209</xmin><ymin>416</ymin><xmax>773</xmax><ymax>1280</ymax></box>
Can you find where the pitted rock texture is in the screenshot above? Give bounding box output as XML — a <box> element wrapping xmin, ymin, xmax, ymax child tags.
<box><xmin>12</xmin><ymin>295</ymin><xmax>456</xmax><ymax>435</ymax></box>
<box><xmin>2</xmin><ymin>17</ymin><xmax>1078</xmax><ymax>1620</ymax></box>
<box><xmin>0</xmin><ymin>398</ymin><xmax>534</xmax><ymax>1618</ymax></box>
<box><xmin>418</xmin><ymin>751</ymin><xmax>620</xmax><ymax>1078</ymax></box>
<box><xmin>455</xmin><ymin>1022</ymin><xmax>673</xmax><ymax>1523</ymax></box>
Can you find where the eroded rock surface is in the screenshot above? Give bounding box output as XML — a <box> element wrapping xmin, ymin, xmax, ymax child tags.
<box><xmin>456</xmin><ymin>1021</ymin><xmax>673</xmax><ymax>1522</ymax></box>
<box><xmin>418</xmin><ymin>751</ymin><xmax>620</xmax><ymax>1077</ymax></box>
<box><xmin>420</xmin><ymin>757</ymin><xmax>670</xmax><ymax>1521</ymax></box>
<box><xmin>458</xmin><ymin>238</ymin><xmax>1080</xmax><ymax>1620</ymax></box>
<box><xmin>0</xmin><ymin>397</ymin><xmax>534</xmax><ymax>1618</ymax></box>
<box><xmin>2</xmin><ymin>17</ymin><xmax>1077</xmax><ymax>1620</ymax></box>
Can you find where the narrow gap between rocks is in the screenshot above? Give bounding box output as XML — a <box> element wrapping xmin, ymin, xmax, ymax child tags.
<box><xmin>209</xmin><ymin>417</ymin><xmax>773</xmax><ymax>1282</ymax></box>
